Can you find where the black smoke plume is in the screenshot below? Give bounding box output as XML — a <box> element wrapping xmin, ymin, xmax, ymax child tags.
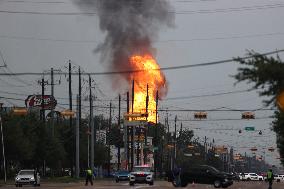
<box><xmin>75</xmin><ymin>0</ymin><xmax>174</xmax><ymax>91</ymax></box>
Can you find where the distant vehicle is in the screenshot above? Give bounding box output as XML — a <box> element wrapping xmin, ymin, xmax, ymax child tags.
<box><xmin>245</xmin><ymin>173</ymin><xmax>259</xmax><ymax>181</ymax></box>
<box><xmin>15</xmin><ymin>169</ymin><xmax>40</xmax><ymax>187</ymax></box>
<box><xmin>168</xmin><ymin>165</ymin><xmax>233</xmax><ymax>188</ymax></box>
<box><xmin>115</xmin><ymin>170</ymin><xmax>130</xmax><ymax>183</ymax></box>
<box><xmin>274</xmin><ymin>174</ymin><xmax>284</xmax><ymax>182</ymax></box>
<box><xmin>229</xmin><ymin>172</ymin><xmax>239</xmax><ymax>181</ymax></box>
<box><xmin>129</xmin><ymin>165</ymin><xmax>154</xmax><ymax>186</ymax></box>
<box><xmin>257</xmin><ymin>174</ymin><xmax>264</xmax><ymax>181</ymax></box>
<box><xmin>239</xmin><ymin>173</ymin><xmax>248</xmax><ymax>181</ymax></box>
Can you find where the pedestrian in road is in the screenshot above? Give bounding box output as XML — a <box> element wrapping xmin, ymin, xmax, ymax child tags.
<box><xmin>267</xmin><ymin>169</ymin><xmax>274</xmax><ymax>189</ymax></box>
<box><xmin>85</xmin><ymin>167</ymin><xmax>93</xmax><ymax>186</ymax></box>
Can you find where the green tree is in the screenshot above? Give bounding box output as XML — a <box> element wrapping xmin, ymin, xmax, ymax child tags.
<box><xmin>234</xmin><ymin>50</ymin><xmax>284</xmax><ymax>165</ymax></box>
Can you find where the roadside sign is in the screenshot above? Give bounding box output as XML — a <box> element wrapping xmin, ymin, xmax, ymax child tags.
<box><xmin>25</xmin><ymin>95</ymin><xmax>57</xmax><ymax>110</ymax></box>
<box><xmin>245</xmin><ymin>127</ymin><xmax>255</xmax><ymax>131</ymax></box>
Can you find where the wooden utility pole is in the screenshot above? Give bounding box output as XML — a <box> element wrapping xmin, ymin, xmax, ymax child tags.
<box><xmin>117</xmin><ymin>94</ymin><xmax>121</xmax><ymax>170</ymax></box>
<box><xmin>78</xmin><ymin>67</ymin><xmax>82</xmax><ymax>133</ymax></box>
<box><xmin>144</xmin><ymin>84</ymin><xmax>149</xmax><ymax>164</ymax></box>
<box><xmin>126</xmin><ymin>92</ymin><xmax>130</xmax><ymax>170</ymax></box>
<box><xmin>50</xmin><ymin>68</ymin><xmax>54</xmax><ymax>136</ymax></box>
<box><xmin>174</xmin><ymin>115</ymin><xmax>177</xmax><ymax>161</ymax></box>
<box><xmin>68</xmin><ymin>60</ymin><xmax>74</xmax><ymax>177</ymax></box>
<box><xmin>40</xmin><ymin>78</ymin><xmax>45</xmax><ymax>122</ymax></box>
<box><xmin>89</xmin><ymin>75</ymin><xmax>94</xmax><ymax>175</ymax></box>
<box><xmin>131</xmin><ymin>80</ymin><xmax>134</xmax><ymax>169</ymax></box>
<box><xmin>75</xmin><ymin>95</ymin><xmax>80</xmax><ymax>178</ymax></box>
<box><xmin>154</xmin><ymin>91</ymin><xmax>159</xmax><ymax>176</ymax></box>
<box><xmin>108</xmin><ymin>102</ymin><xmax>112</xmax><ymax>176</ymax></box>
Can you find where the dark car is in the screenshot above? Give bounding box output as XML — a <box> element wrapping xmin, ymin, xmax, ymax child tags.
<box><xmin>115</xmin><ymin>170</ymin><xmax>130</xmax><ymax>183</ymax></box>
<box><xmin>168</xmin><ymin>165</ymin><xmax>233</xmax><ymax>188</ymax></box>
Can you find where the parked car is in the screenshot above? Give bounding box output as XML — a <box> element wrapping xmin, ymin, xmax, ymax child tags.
<box><xmin>239</xmin><ymin>173</ymin><xmax>248</xmax><ymax>181</ymax></box>
<box><xmin>168</xmin><ymin>165</ymin><xmax>233</xmax><ymax>188</ymax></box>
<box><xmin>278</xmin><ymin>174</ymin><xmax>284</xmax><ymax>182</ymax></box>
<box><xmin>15</xmin><ymin>169</ymin><xmax>40</xmax><ymax>187</ymax></box>
<box><xmin>245</xmin><ymin>173</ymin><xmax>259</xmax><ymax>181</ymax></box>
<box><xmin>274</xmin><ymin>174</ymin><xmax>284</xmax><ymax>182</ymax></box>
<box><xmin>257</xmin><ymin>174</ymin><xmax>264</xmax><ymax>181</ymax></box>
<box><xmin>129</xmin><ymin>165</ymin><xmax>154</xmax><ymax>186</ymax></box>
<box><xmin>115</xmin><ymin>170</ymin><xmax>130</xmax><ymax>183</ymax></box>
<box><xmin>229</xmin><ymin>172</ymin><xmax>240</xmax><ymax>181</ymax></box>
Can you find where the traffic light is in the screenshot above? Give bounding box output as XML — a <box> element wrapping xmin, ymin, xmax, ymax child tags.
<box><xmin>194</xmin><ymin>112</ymin><xmax>207</xmax><ymax>119</ymax></box>
<box><xmin>241</xmin><ymin>112</ymin><xmax>255</xmax><ymax>119</ymax></box>
<box><xmin>238</xmin><ymin>130</ymin><xmax>242</xmax><ymax>134</ymax></box>
<box><xmin>258</xmin><ymin>130</ymin><xmax>262</xmax><ymax>135</ymax></box>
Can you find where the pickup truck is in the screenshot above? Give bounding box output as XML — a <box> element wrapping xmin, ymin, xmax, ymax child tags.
<box><xmin>168</xmin><ymin>165</ymin><xmax>233</xmax><ymax>188</ymax></box>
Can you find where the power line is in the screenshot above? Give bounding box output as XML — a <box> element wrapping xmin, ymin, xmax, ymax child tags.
<box><xmin>2</xmin><ymin>32</ymin><xmax>284</xmax><ymax>44</ymax></box>
<box><xmin>168</xmin><ymin>117</ymin><xmax>273</xmax><ymax>121</ymax></box>
<box><xmin>164</xmin><ymin>89</ymin><xmax>252</xmax><ymax>100</ymax></box>
<box><xmin>159</xmin><ymin>108</ymin><xmax>276</xmax><ymax>112</ymax></box>
<box><xmin>0</xmin><ymin>49</ymin><xmax>282</xmax><ymax>76</ymax></box>
<box><xmin>1</xmin><ymin>3</ymin><xmax>284</xmax><ymax>15</ymax></box>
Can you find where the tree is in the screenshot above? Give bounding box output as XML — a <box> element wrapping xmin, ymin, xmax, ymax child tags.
<box><xmin>234</xmin><ymin>50</ymin><xmax>284</xmax><ymax>165</ymax></box>
<box><xmin>177</xmin><ymin>129</ymin><xmax>194</xmax><ymax>148</ymax></box>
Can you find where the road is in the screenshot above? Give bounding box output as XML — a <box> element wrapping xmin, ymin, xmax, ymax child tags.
<box><xmin>2</xmin><ymin>180</ymin><xmax>284</xmax><ymax>189</ymax></box>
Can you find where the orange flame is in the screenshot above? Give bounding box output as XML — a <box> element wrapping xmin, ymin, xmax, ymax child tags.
<box><xmin>129</xmin><ymin>54</ymin><xmax>167</xmax><ymax>122</ymax></box>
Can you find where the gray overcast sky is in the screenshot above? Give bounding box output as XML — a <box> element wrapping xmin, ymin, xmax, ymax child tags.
<box><xmin>0</xmin><ymin>0</ymin><xmax>283</xmax><ymax>167</ymax></box>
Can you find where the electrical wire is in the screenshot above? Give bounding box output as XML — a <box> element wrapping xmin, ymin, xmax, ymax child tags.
<box><xmin>0</xmin><ymin>49</ymin><xmax>282</xmax><ymax>76</ymax></box>
<box><xmin>1</xmin><ymin>3</ymin><xmax>284</xmax><ymax>15</ymax></box>
<box><xmin>2</xmin><ymin>32</ymin><xmax>284</xmax><ymax>44</ymax></box>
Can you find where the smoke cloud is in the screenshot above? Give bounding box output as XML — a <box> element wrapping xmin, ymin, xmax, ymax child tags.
<box><xmin>75</xmin><ymin>0</ymin><xmax>174</xmax><ymax>93</ymax></box>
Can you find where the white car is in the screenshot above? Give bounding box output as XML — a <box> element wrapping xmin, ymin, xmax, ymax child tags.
<box><xmin>239</xmin><ymin>173</ymin><xmax>248</xmax><ymax>181</ymax></box>
<box><xmin>129</xmin><ymin>165</ymin><xmax>154</xmax><ymax>186</ymax></box>
<box><xmin>275</xmin><ymin>174</ymin><xmax>284</xmax><ymax>182</ymax></box>
<box><xmin>15</xmin><ymin>169</ymin><xmax>40</xmax><ymax>187</ymax></box>
<box><xmin>245</xmin><ymin>173</ymin><xmax>260</xmax><ymax>181</ymax></box>
<box><xmin>257</xmin><ymin>174</ymin><xmax>264</xmax><ymax>181</ymax></box>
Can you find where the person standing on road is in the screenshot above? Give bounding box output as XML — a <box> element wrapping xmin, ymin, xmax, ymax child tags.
<box><xmin>85</xmin><ymin>167</ymin><xmax>93</xmax><ymax>186</ymax></box>
<box><xmin>267</xmin><ymin>169</ymin><xmax>274</xmax><ymax>189</ymax></box>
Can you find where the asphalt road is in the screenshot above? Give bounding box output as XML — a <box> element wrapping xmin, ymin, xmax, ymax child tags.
<box><xmin>2</xmin><ymin>181</ymin><xmax>284</xmax><ymax>189</ymax></box>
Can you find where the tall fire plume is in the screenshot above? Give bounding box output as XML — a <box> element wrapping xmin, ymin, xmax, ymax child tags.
<box><xmin>75</xmin><ymin>0</ymin><xmax>175</xmax><ymax>122</ymax></box>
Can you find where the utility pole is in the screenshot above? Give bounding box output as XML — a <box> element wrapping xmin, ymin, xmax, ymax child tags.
<box><xmin>89</xmin><ymin>75</ymin><xmax>94</xmax><ymax>175</ymax></box>
<box><xmin>75</xmin><ymin>95</ymin><xmax>80</xmax><ymax>178</ymax></box>
<box><xmin>204</xmin><ymin>136</ymin><xmax>207</xmax><ymax>161</ymax></box>
<box><xmin>117</xmin><ymin>94</ymin><xmax>121</xmax><ymax>170</ymax></box>
<box><xmin>108</xmin><ymin>102</ymin><xmax>112</xmax><ymax>176</ymax></box>
<box><xmin>68</xmin><ymin>60</ymin><xmax>74</xmax><ymax>177</ymax></box>
<box><xmin>50</xmin><ymin>68</ymin><xmax>55</xmax><ymax>136</ymax></box>
<box><xmin>78</xmin><ymin>67</ymin><xmax>82</xmax><ymax>135</ymax></box>
<box><xmin>154</xmin><ymin>91</ymin><xmax>159</xmax><ymax>177</ymax></box>
<box><xmin>174</xmin><ymin>115</ymin><xmax>177</xmax><ymax>161</ymax></box>
<box><xmin>126</xmin><ymin>92</ymin><xmax>130</xmax><ymax>170</ymax></box>
<box><xmin>131</xmin><ymin>80</ymin><xmax>134</xmax><ymax>170</ymax></box>
<box><xmin>39</xmin><ymin>78</ymin><xmax>46</xmax><ymax>122</ymax></box>
<box><xmin>144</xmin><ymin>84</ymin><xmax>149</xmax><ymax>164</ymax></box>
<box><xmin>0</xmin><ymin>105</ymin><xmax>6</xmax><ymax>184</ymax></box>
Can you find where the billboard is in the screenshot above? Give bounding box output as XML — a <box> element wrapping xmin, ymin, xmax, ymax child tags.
<box><xmin>25</xmin><ymin>95</ymin><xmax>57</xmax><ymax>110</ymax></box>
